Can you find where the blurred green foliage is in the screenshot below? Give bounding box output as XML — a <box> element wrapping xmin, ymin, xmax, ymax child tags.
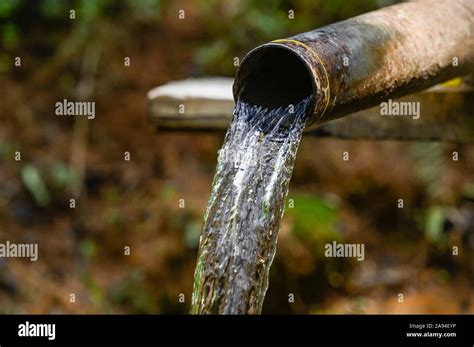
<box><xmin>0</xmin><ymin>0</ymin><xmax>162</xmax><ymax>22</ymax></box>
<box><xmin>48</xmin><ymin>162</ymin><xmax>76</xmax><ymax>190</ymax></box>
<box><xmin>0</xmin><ymin>0</ymin><xmax>162</xmax><ymax>74</ymax></box>
<box><xmin>110</xmin><ymin>269</ymin><xmax>157</xmax><ymax>313</ymax></box>
<box><xmin>463</xmin><ymin>182</ymin><xmax>474</xmax><ymax>199</ymax></box>
<box><xmin>184</xmin><ymin>221</ymin><xmax>201</xmax><ymax>249</ymax></box>
<box><xmin>192</xmin><ymin>0</ymin><xmax>380</xmax><ymax>75</ymax></box>
<box><xmin>410</xmin><ymin>143</ymin><xmax>446</xmax><ymax>199</ymax></box>
<box><xmin>21</xmin><ymin>165</ymin><xmax>51</xmax><ymax>206</ymax></box>
<box><xmin>286</xmin><ymin>194</ymin><xmax>341</xmax><ymax>254</ymax></box>
<box><xmin>0</xmin><ymin>142</ymin><xmax>19</xmax><ymax>160</ymax></box>
<box><xmin>20</xmin><ymin>162</ymin><xmax>76</xmax><ymax>207</ymax></box>
<box><xmin>0</xmin><ymin>0</ymin><xmax>21</xmax><ymax>18</ymax></box>
<box><xmin>425</xmin><ymin>206</ymin><xmax>446</xmax><ymax>246</ymax></box>
<box><xmin>0</xmin><ymin>0</ymin><xmax>381</xmax><ymax>76</ymax></box>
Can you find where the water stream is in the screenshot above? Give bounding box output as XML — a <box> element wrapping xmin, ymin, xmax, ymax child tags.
<box><xmin>191</xmin><ymin>96</ymin><xmax>312</xmax><ymax>314</ymax></box>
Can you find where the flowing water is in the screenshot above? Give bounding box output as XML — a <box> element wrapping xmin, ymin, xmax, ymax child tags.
<box><xmin>191</xmin><ymin>96</ymin><xmax>312</xmax><ymax>314</ymax></box>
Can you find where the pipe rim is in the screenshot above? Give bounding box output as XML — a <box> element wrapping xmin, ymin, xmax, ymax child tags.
<box><xmin>233</xmin><ymin>42</ymin><xmax>318</xmax><ymax>121</ymax></box>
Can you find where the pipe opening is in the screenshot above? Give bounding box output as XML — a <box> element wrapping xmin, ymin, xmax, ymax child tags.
<box><xmin>236</xmin><ymin>46</ymin><xmax>314</xmax><ymax>109</ymax></box>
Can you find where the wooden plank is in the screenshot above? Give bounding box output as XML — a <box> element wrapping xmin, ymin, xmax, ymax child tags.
<box><xmin>148</xmin><ymin>78</ymin><xmax>474</xmax><ymax>143</ymax></box>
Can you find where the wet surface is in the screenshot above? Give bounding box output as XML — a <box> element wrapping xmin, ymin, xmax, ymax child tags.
<box><xmin>191</xmin><ymin>97</ymin><xmax>311</xmax><ymax>314</ymax></box>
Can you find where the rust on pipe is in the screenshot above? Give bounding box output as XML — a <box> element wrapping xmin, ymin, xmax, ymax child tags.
<box><xmin>233</xmin><ymin>0</ymin><xmax>474</xmax><ymax>128</ymax></box>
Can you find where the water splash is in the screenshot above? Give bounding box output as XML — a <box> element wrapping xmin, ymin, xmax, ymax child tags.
<box><xmin>191</xmin><ymin>96</ymin><xmax>311</xmax><ymax>314</ymax></box>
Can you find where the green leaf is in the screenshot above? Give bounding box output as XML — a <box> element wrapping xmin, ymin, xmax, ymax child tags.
<box><xmin>39</xmin><ymin>0</ymin><xmax>66</xmax><ymax>18</ymax></box>
<box><xmin>0</xmin><ymin>0</ymin><xmax>21</xmax><ymax>18</ymax></box>
<box><xmin>21</xmin><ymin>165</ymin><xmax>51</xmax><ymax>206</ymax></box>
<box><xmin>425</xmin><ymin>206</ymin><xmax>444</xmax><ymax>243</ymax></box>
<box><xmin>286</xmin><ymin>194</ymin><xmax>341</xmax><ymax>254</ymax></box>
<box><xmin>2</xmin><ymin>22</ymin><xmax>19</xmax><ymax>49</ymax></box>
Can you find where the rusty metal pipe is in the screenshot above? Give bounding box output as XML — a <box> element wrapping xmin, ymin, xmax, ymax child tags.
<box><xmin>148</xmin><ymin>78</ymin><xmax>474</xmax><ymax>142</ymax></box>
<box><xmin>233</xmin><ymin>0</ymin><xmax>474</xmax><ymax>128</ymax></box>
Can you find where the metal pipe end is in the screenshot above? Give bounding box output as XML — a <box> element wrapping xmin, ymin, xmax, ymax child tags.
<box><xmin>233</xmin><ymin>43</ymin><xmax>316</xmax><ymax>114</ymax></box>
